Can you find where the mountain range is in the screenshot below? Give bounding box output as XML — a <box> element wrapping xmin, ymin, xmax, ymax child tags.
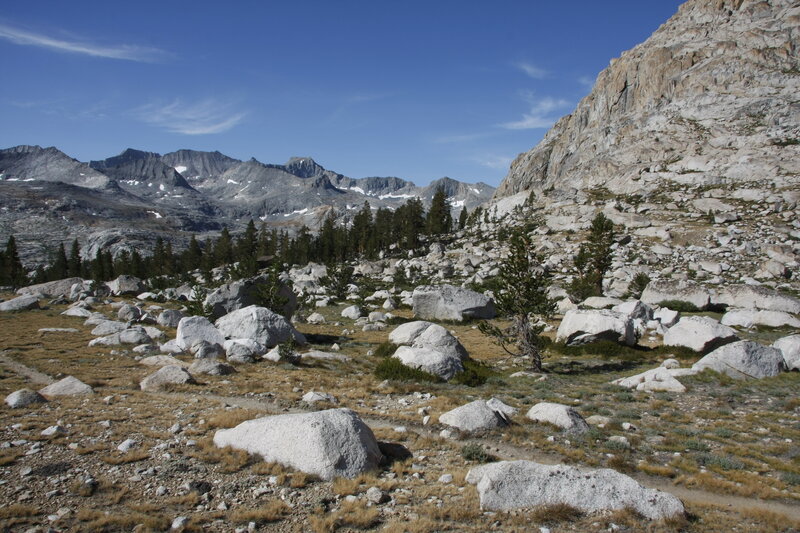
<box><xmin>0</xmin><ymin>145</ymin><xmax>494</xmax><ymax>263</ymax></box>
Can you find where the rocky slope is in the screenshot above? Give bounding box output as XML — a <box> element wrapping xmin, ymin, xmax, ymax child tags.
<box><xmin>495</xmin><ymin>0</ymin><xmax>799</xmax><ymax>198</ymax></box>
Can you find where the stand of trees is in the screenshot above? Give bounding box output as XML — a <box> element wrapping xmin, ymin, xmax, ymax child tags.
<box><xmin>15</xmin><ymin>191</ymin><xmax>462</xmax><ymax>286</ymax></box>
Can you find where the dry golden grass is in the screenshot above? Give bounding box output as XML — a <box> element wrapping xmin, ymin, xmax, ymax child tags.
<box><xmin>73</xmin><ymin>442</ymin><xmax>107</xmax><ymax>455</ymax></box>
<box><xmin>0</xmin><ymin>448</ymin><xmax>23</xmax><ymax>466</ymax></box>
<box><xmin>331</xmin><ymin>472</ymin><xmax>380</xmax><ymax>496</ymax></box>
<box><xmin>289</xmin><ymin>471</ymin><xmax>319</xmax><ymax>488</ymax></box>
<box><xmin>99</xmin><ymin>450</ymin><xmax>150</xmax><ymax>465</ymax></box>
<box><xmin>188</xmin><ymin>439</ymin><xmax>252</xmax><ymax>473</ymax></box>
<box><xmin>0</xmin><ymin>504</ymin><xmax>39</xmax><ymax>519</ymax></box>
<box><xmin>75</xmin><ymin>508</ymin><xmax>170</xmax><ymax>531</ymax></box>
<box><xmin>528</xmin><ymin>502</ymin><xmax>583</xmax><ymax>524</ymax></box>
<box><xmin>310</xmin><ymin>500</ymin><xmax>381</xmax><ymax>532</ymax></box>
<box><xmin>638</xmin><ymin>461</ymin><xmax>677</xmax><ymax>478</ymax></box>
<box><xmin>205</xmin><ymin>408</ymin><xmax>263</xmax><ymax>429</ymax></box>
<box><xmin>229</xmin><ymin>500</ymin><xmax>290</xmax><ymax>524</ymax></box>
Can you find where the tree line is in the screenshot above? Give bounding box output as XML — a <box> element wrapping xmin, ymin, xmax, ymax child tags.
<box><xmin>7</xmin><ymin>189</ymin><xmax>467</xmax><ymax>287</ymax></box>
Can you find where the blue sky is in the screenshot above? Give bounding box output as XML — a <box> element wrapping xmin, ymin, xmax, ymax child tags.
<box><xmin>0</xmin><ymin>1</ymin><xmax>684</xmax><ymax>187</ymax></box>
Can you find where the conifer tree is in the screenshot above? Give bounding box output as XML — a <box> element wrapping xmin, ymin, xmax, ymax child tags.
<box><xmin>458</xmin><ymin>207</ymin><xmax>468</xmax><ymax>230</ymax></box>
<box><xmin>51</xmin><ymin>243</ymin><xmax>68</xmax><ymax>280</ymax></box>
<box><xmin>569</xmin><ymin>212</ymin><xmax>615</xmax><ymax>301</ymax></box>
<box><xmin>478</xmin><ymin>230</ymin><xmax>554</xmax><ymax>372</ymax></box>
<box><xmin>68</xmin><ymin>239</ymin><xmax>82</xmax><ymax>278</ymax></box>
<box><xmin>426</xmin><ymin>186</ymin><xmax>453</xmax><ymax>236</ymax></box>
<box><xmin>4</xmin><ymin>236</ymin><xmax>26</xmax><ymax>289</ymax></box>
<box><xmin>214</xmin><ymin>227</ymin><xmax>234</xmax><ymax>266</ymax></box>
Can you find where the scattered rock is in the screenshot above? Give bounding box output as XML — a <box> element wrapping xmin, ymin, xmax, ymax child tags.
<box><xmin>176</xmin><ymin>316</ymin><xmax>225</xmax><ymax>352</ymax></box>
<box><xmin>0</xmin><ymin>295</ymin><xmax>40</xmax><ymax>312</ymax></box>
<box><xmin>392</xmin><ymin>346</ymin><xmax>463</xmax><ymax>380</ymax></box>
<box><xmin>5</xmin><ymin>389</ymin><xmax>47</xmax><ymax>408</ymax></box>
<box><xmin>663</xmin><ymin>316</ymin><xmax>738</xmax><ymax>353</ymax></box>
<box><xmin>555</xmin><ymin>309</ymin><xmax>637</xmax><ymax>346</ymax></box>
<box><xmin>215</xmin><ymin>305</ymin><xmax>303</xmax><ymax>348</ymax></box>
<box><xmin>773</xmin><ymin>335</ymin><xmax>800</xmax><ymax>371</ymax></box>
<box><xmin>213</xmin><ymin>408</ymin><xmax>383</xmax><ymax>480</ymax></box>
<box><xmin>39</xmin><ymin>376</ymin><xmax>93</xmax><ymax>397</ymax></box>
<box><xmin>412</xmin><ymin>284</ymin><xmax>496</xmax><ymax>321</ymax></box>
<box><xmin>720</xmin><ymin>308</ymin><xmax>800</xmax><ymax>329</ymax></box>
<box><xmin>692</xmin><ymin>340</ymin><xmax>786</xmax><ymax>379</ymax></box>
<box><xmin>466</xmin><ymin>460</ymin><xmax>684</xmax><ymax>520</ymax></box>
<box><xmin>641</xmin><ymin>280</ymin><xmax>710</xmax><ymax>310</ymax></box>
<box><xmin>140</xmin><ymin>365</ymin><xmax>196</xmax><ymax>391</ymax></box>
<box><xmin>526</xmin><ymin>402</ymin><xmax>589</xmax><ymax>433</ymax></box>
<box><xmin>188</xmin><ymin>359</ymin><xmax>236</xmax><ymax>376</ymax></box>
<box><xmin>439</xmin><ymin>400</ymin><xmax>510</xmax><ymax>432</ymax></box>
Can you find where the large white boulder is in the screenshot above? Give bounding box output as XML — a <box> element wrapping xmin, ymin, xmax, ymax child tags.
<box><xmin>412</xmin><ymin>284</ymin><xmax>495</xmax><ymax>322</ymax></box>
<box><xmin>215</xmin><ymin>305</ymin><xmax>302</xmax><ymax>348</ymax></box>
<box><xmin>213</xmin><ymin>408</ymin><xmax>383</xmax><ymax>480</ymax></box>
<box><xmin>157</xmin><ymin>309</ymin><xmax>186</xmax><ymax>328</ymax></box>
<box><xmin>0</xmin><ymin>295</ymin><xmax>39</xmax><ymax>312</ymax></box>
<box><xmin>526</xmin><ymin>402</ymin><xmax>589</xmax><ymax>433</ymax></box>
<box><xmin>39</xmin><ymin>376</ymin><xmax>93</xmax><ymax>396</ymax></box>
<box><xmin>466</xmin><ymin>461</ymin><xmax>684</xmax><ymax>520</ymax></box>
<box><xmin>663</xmin><ymin>316</ymin><xmax>737</xmax><ymax>353</ymax></box>
<box><xmin>203</xmin><ymin>276</ymin><xmax>297</xmax><ymax>320</ymax></box>
<box><xmin>611</xmin><ymin>300</ymin><xmax>653</xmax><ymax>321</ymax></box>
<box><xmin>692</xmin><ymin>340</ymin><xmax>786</xmax><ymax>379</ymax></box>
<box><xmin>388</xmin><ymin>321</ymin><xmax>435</xmax><ymax>345</ymax></box>
<box><xmin>613</xmin><ymin>367</ymin><xmax>688</xmax><ymax>393</ymax></box>
<box><xmin>140</xmin><ymin>365</ymin><xmax>196</xmax><ymax>391</ymax></box>
<box><xmin>720</xmin><ymin>308</ymin><xmax>800</xmax><ymax>329</ymax></box>
<box><xmin>555</xmin><ymin>309</ymin><xmax>637</xmax><ymax>346</ymax></box>
<box><xmin>17</xmin><ymin>278</ymin><xmax>84</xmax><ymax>298</ymax></box>
<box><xmin>5</xmin><ymin>389</ymin><xmax>47</xmax><ymax>408</ymax></box>
<box><xmin>712</xmin><ymin>285</ymin><xmax>800</xmax><ymax>314</ymax></box>
<box><xmin>392</xmin><ymin>346</ymin><xmax>464</xmax><ymax>380</ymax></box>
<box><xmin>641</xmin><ymin>280</ymin><xmax>710</xmax><ymax>310</ymax></box>
<box><xmin>106</xmin><ymin>275</ymin><xmax>145</xmax><ymax>296</ymax></box>
<box><xmin>176</xmin><ymin>316</ymin><xmax>225</xmax><ymax>352</ymax></box>
<box><xmin>439</xmin><ymin>400</ymin><xmax>510</xmax><ymax>433</ymax></box>
<box><xmin>773</xmin><ymin>334</ymin><xmax>800</xmax><ymax>371</ymax></box>
<box><xmin>411</xmin><ymin>323</ymin><xmax>468</xmax><ymax>360</ymax></box>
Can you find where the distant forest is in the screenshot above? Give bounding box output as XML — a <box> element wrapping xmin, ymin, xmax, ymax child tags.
<box><xmin>2</xmin><ymin>189</ymin><xmax>478</xmax><ymax>289</ymax></box>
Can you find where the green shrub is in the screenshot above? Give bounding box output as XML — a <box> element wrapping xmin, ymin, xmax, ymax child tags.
<box><xmin>461</xmin><ymin>443</ymin><xmax>495</xmax><ymax>463</ymax></box>
<box><xmin>627</xmin><ymin>273</ymin><xmax>651</xmax><ymax>299</ymax></box>
<box><xmin>657</xmin><ymin>300</ymin><xmax>700</xmax><ymax>313</ymax></box>
<box><xmin>549</xmin><ymin>340</ymin><xmax>644</xmax><ymax>361</ymax></box>
<box><xmin>373</xmin><ymin>342</ymin><xmax>398</xmax><ymax>358</ymax></box>
<box><xmin>451</xmin><ymin>359</ymin><xmax>497</xmax><ymax>387</ymax></box>
<box><xmin>685</xmin><ymin>439</ymin><xmax>709</xmax><ymax>452</ymax></box>
<box><xmin>374</xmin><ymin>358</ymin><xmax>441</xmax><ymax>383</ymax></box>
<box><xmin>780</xmin><ymin>471</ymin><xmax>800</xmax><ymax>486</ymax></box>
<box><xmin>695</xmin><ymin>453</ymin><xmax>744</xmax><ymax>471</ymax></box>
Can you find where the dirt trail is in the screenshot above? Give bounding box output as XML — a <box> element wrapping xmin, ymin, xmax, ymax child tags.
<box><xmin>0</xmin><ymin>350</ymin><xmax>54</xmax><ymax>385</ymax></box>
<box><xmin>1</xmin><ymin>354</ymin><xmax>797</xmax><ymax>522</ymax></box>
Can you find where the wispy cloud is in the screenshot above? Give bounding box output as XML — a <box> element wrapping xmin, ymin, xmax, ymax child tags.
<box><xmin>136</xmin><ymin>99</ymin><xmax>247</xmax><ymax>135</ymax></box>
<box><xmin>578</xmin><ymin>75</ymin><xmax>595</xmax><ymax>89</ymax></box>
<box><xmin>432</xmin><ymin>132</ymin><xmax>494</xmax><ymax>144</ymax></box>
<box><xmin>515</xmin><ymin>61</ymin><xmax>548</xmax><ymax>79</ymax></box>
<box><xmin>0</xmin><ymin>23</ymin><xmax>167</xmax><ymax>62</ymax></box>
<box><xmin>499</xmin><ymin>94</ymin><xmax>570</xmax><ymax>130</ymax></box>
<box><xmin>474</xmin><ymin>154</ymin><xmax>513</xmax><ymax>170</ymax></box>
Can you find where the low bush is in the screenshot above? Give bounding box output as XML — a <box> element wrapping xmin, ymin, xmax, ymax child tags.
<box><xmin>374</xmin><ymin>357</ymin><xmax>441</xmax><ymax>383</ymax></box>
<box><xmin>373</xmin><ymin>342</ymin><xmax>398</xmax><ymax>358</ymax></box>
<box><xmin>657</xmin><ymin>300</ymin><xmax>700</xmax><ymax>313</ymax></box>
<box><xmin>461</xmin><ymin>443</ymin><xmax>495</xmax><ymax>463</ymax></box>
<box><xmin>451</xmin><ymin>359</ymin><xmax>497</xmax><ymax>387</ymax></box>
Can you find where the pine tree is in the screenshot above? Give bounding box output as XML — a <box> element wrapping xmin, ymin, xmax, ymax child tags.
<box><xmin>351</xmin><ymin>202</ymin><xmax>373</xmax><ymax>256</ymax></box>
<box><xmin>569</xmin><ymin>212</ymin><xmax>615</xmax><ymax>301</ymax></box>
<box><xmin>68</xmin><ymin>239</ymin><xmax>82</xmax><ymax>278</ymax></box>
<box><xmin>4</xmin><ymin>236</ymin><xmax>26</xmax><ymax>289</ymax></box>
<box><xmin>395</xmin><ymin>198</ymin><xmax>425</xmax><ymax>251</ymax></box>
<box><xmin>458</xmin><ymin>207</ymin><xmax>468</xmax><ymax>230</ymax></box>
<box><xmin>51</xmin><ymin>243</ymin><xmax>68</xmax><ymax>281</ymax></box>
<box><xmin>214</xmin><ymin>227</ymin><xmax>234</xmax><ymax>266</ymax></box>
<box><xmin>183</xmin><ymin>235</ymin><xmax>203</xmax><ymax>272</ymax></box>
<box><xmin>426</xmin><ymin>186</ymin><xmax>453</xmax><ymax>236</ymax></box>
<box><xmin>478</xmin><ymin>230</ymin><xmax>555</xmax><ymax>372</ymax></box>
<box><xmin>236</xmin><ymin>220</ymin><xmax>257</xmax><ymax>263</ymax></box>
